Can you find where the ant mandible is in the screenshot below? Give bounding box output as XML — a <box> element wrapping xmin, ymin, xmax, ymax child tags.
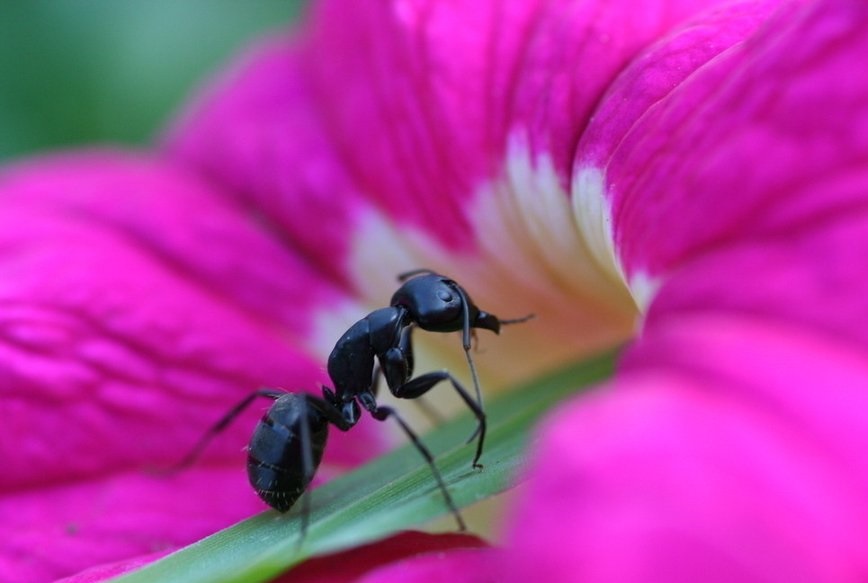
<box><xmin>176</xmin><ymin>269</ymin><xmax>532</xmax><ymax>536</ymax></box>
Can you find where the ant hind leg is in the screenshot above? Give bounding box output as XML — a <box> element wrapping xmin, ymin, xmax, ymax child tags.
<box><xmin>167</xmin><ymin>388</ymin><xmax>284</xmax><ymax>473</ymax></box>
<box><xmin>296</xmin><ymin>396</ymin><xmax>315</xmax><ymax>548</ymax></box>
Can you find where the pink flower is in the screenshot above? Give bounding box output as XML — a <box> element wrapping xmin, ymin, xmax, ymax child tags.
<box><xmin>3</xmin><ymin>0</ymin><xmax>866</xmax><ymax>581</ymax></box>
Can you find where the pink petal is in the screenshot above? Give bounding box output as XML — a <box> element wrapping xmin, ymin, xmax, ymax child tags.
<box><xmin>501</xmin><ymin>1</ymin><xmax>868</xmax><ymax>581</ymax></box>
<box><xmin>0</xmin><ymin>152</ymin><xmax>382</xmax><ymax>582</ymax></box>
<box><xmin>356</xmin><ymin>546</ymin><xmax>494</xmax><ymax>583</ymax></box>
<box><xmin>275</xmin><ymin>531</ymin><xmax>486</xmax><ymax>583</ymax></box>
<box><xmin>169</xmin><ymin>0</ymin><xmax>718</xmax><ymax>249</ymax></box>
<box><xmin>506</xmin><ymin>319</ymin><xmax>868</xmax><ymax>581</ymax></box>
<box><xmin>165</xmin><ymin>0</ymin><xmax>717</xmax><ymax>387</ymax></box>
<box><xmin>3</xmin><ymin>470</ymin><xmax>248</xmax><ymax>583</ymax></box>
<box><xmin>164</xmin><ymin>34</ymin><xmax>367</xmax><ymax>285</ymax></box>
<box><xmin>576</xmin><ymin>0</ymin><xmax>788</xmax><ymax>168</ymax></box>
<box><xmin>603</xmin><ymin>0</ymin><xmax>867</xmax><ymax>307</ymax></box>
<box><xmin>297</xmin><ymin>0</ymin><xmax>720</xmax><ymax>220</ymax></box>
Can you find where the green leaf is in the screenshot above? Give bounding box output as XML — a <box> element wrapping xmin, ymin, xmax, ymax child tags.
<box><xmin>111</xmin><ymin>350</ymin><xmax>617</xmax><ymax>583</ymax></box>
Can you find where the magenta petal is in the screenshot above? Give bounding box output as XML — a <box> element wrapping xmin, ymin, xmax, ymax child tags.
<box><xmin>576</xmin><ymin>0</ymin><xmax>787</xmax><ymax>167</ymax></box>
<box><xmin>505</xmin><ymin>319</ymin><xmax>868</xmax><ymax>582</ymax></box>
<box><xmin>355</xmin><ymin>547</ymin><xmax>494</xmax><ymax>583</ymax></box>
<box><xmin>165</xmin><ymin>36</ymin><xmax>367</xmax><ymax>283</ymax></box>
<box><xmin>2</xmin><ymin>470</ymin><xmax>251</xmax><ymax>583</ymax></box>
<box><xmin>578</xmin><ymin>0</ymin><xmax>868</xmax><ymax>349</ymax></box>
<box><xmin>274</xmin><ymin>531</ymin><xmax>487</xmax><ymax>583</ymax></box>
<box><xmin>167</xmin><ymin>0</ymin><xmax>720</xmax><ymax>256</ymax></box>
<box><xmin>164</xmin><ymin>0</ymin><xmax>722</xmax><ymax>384</ymax></box>
<box><xmin>499</xmin><ymin>1</ymin><xmax>868</xmax><ymax>581</ymax></box>
<box><xmin>301</xmin><ymin>0</ymin><xmax>720</xmax><ymax>201</ymax></box>
<box><xmin>0</xmin><ymin>152</ymin><xmax>382</xmax><ymax>582</ymax></box>
<box><xmin>606</xmin><ymin>0</ymin><xmax>868</xmax><ymax>314</ymax></box>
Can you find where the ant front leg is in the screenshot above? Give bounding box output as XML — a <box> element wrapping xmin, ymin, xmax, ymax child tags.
<box><xmin>365</xmin><ymin>403</ymin><xmax>467</xmax><ymax>532</ymax></box>
<box><xmin>392</xmin><ymin>371</ymin><xmax>486</xmax><ymax>469</ymax></box>
<box><xmin>379</xmin><ymin>328</ymin><xmax>447</xmax><ymax>427</ymax></box>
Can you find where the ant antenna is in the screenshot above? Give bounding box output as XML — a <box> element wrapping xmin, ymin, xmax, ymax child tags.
<box><xmin>500</xmin><ymin>313</ymin><xmax>536</xmax><ymax>326</ymax></box>
<box><xmin>451</xmin><ymin>283</ymin><xmax>484</xmax><ymax>411</ymax></box>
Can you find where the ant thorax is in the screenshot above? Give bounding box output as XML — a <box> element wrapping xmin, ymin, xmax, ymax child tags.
<box><xmin>326</xmin><ymin>306</ymin><xmax>403</xmax><ymax>398</ymax></box>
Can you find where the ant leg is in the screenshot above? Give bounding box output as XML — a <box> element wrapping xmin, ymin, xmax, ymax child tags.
<box><xmin>291</xmin><ymin>392</ymin><xmax>358</xmax><ymax>545</ymax></box>
<box><xmin>392</xmin><ymin>371</ymin><xmax>486</xmax><ymax>469</ymax></box>
<box><xmin>411</xmin><ymin>393</ymin><xmax>447</xmax><ymax>428</ymax></box>
<box><xmin>380</xmin><ymin>326</ymin><xmax>446</xmax><ymax>427</ymax></box>
<box><xmin>373</xmin><ymin>359</ymin><xmax>442</xmax><ymax>425</ymax></box>
<box><xmin>309</xmin><ymin>391</ymin><xmax>356</xmax><ymax>432</ymax></box>
<box><xmin>169</xmin><ymin>388</ymin><xmax>284</xmax><ymax>472</ymax></box>
<box><xmin>296</xmin><ymin>396</ymin><xmax>314</xmax><ymax>548</ymax></box>
<box><xmin>371</xmin><ymin>362</ymin><xmax>383</xmax><ymax>398</ymax></box>
<box><xmin>368</xmin><ymin>404</ymin><xmax>466</xmax><ymax>531</ymax></box>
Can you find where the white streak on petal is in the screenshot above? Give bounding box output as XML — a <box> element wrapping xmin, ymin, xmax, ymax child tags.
<box><xmin>309</xmin><ymin>206</ymin><xmax>451</xmax><ymax>363</ymax></box>
<box><xmin>572</xmin><ymin>166</ymin><xmax>624</xmax><ymax>285</ymax></box>
<box><xmin>462</xmin><ymin>132</ymin><xmax>638</xmax><ymax>371</ymax></box>
<box><xmin>572</xmin><ymin>165</ymin><xmax>661</xmax><ymax>312</ymax></box>
<box><xmin>474</xmin><ymin>133</ymin><xmax>633</xmax><ymax>314</ymax></box>
<box><xmin>627</xmin><ymin>269</ymin><xmax>662</xmax><ymax>314</ymax></box>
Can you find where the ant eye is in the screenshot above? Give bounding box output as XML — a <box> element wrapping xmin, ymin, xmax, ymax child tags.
<box><xmin>437</xmin><ymin>290</ymin><xmax>453</xmax><ymax>303</ymax></box>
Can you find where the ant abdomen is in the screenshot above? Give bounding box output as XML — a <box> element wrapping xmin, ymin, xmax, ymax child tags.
<box><xmin>247</xmin><ymin>394</ymin><xmax>329</xmax><ymax>512</ymax></box>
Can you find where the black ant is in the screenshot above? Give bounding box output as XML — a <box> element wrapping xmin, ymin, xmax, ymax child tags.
<box><xmin>174</xmin><ymin>269</ymin><xmax>532</xmax><ymax>537</ymax></box>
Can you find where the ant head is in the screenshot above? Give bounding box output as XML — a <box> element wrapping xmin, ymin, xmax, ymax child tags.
<box><xmin>391</xmin><ymin>273</ymin><xmax>500</xmax><ymax>334</ymax></box>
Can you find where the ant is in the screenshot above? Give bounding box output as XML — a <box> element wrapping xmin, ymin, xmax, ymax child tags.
<box><xmin>175</xmin><ymin>269</ymin><xmax>532</xmax><ymax>537</ymax></box>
